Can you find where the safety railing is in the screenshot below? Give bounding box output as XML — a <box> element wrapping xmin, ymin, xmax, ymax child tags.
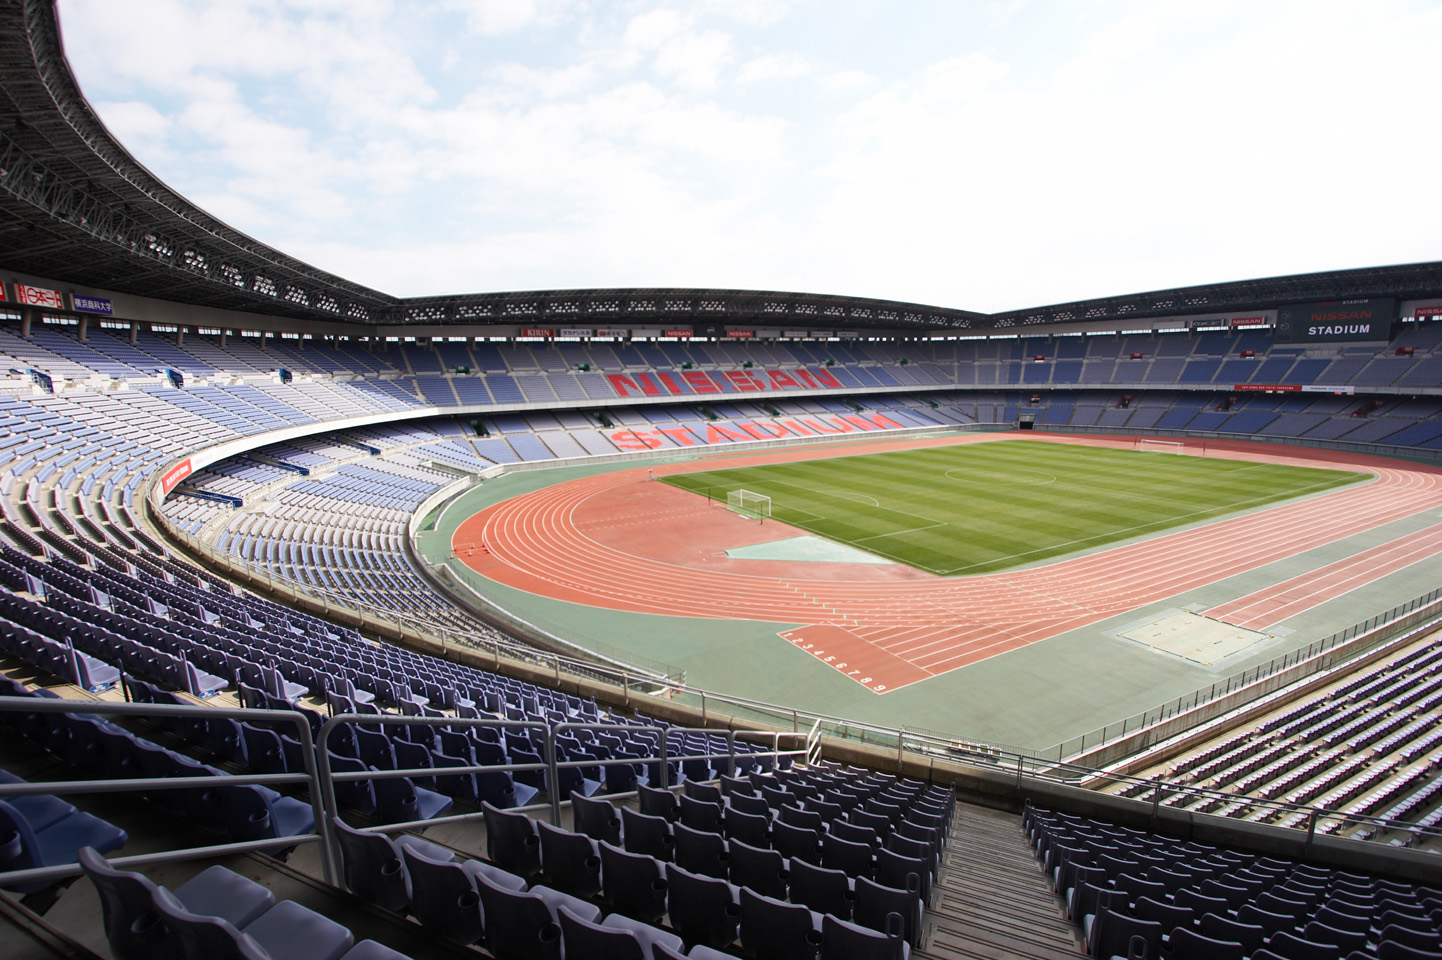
<box><xmin>315</xmin><ymin>715</ymin><xmax>551</xmax><ymax>880</ymax></box>
<box><xmin>1</xmin><ymin>690</ymin><xmax>1438</xmax><ymax>902</ymax></box>
<box><xmin>1020</xmin><ymin>754</ymin><xmax>1442</xmax><ymax>851</ymax></box>
<box><xmin>1044</xmin><ymin>587</ymin><xmax>1442</xmax><ymax>762</ymax></box>
<box><xmin>316</xmin><ymin>713</ymin><xmax>808</xmax><ymax>856</ymax></box>
<box><xmin>0</xmin><ymin>696</ymin><xmax>332</xmax><ymax>889</ymax></box>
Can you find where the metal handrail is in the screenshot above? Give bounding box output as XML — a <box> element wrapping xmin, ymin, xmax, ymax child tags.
<box><xmin>0</xmin><ymin>696</ymin><xmax>332</xmax><ymax>887</ymax></box>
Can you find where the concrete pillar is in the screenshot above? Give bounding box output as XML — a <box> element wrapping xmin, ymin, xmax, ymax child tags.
<box><xmin>78</xmin><ymin>316</ymin><xmax>88</xmax><ymax>341</ymax></box>
<box><xmin>20</xmin><ymin>309</ymin><xmax>32</xmax><ymax>338</ymax></box>
<box><xmin>176</xmin><ymin>325</ymin><xmax>185</xmax><ymax>345</ymax></box>
<box><xmin>219</xmin><ymin>328</ymin><xmax>227</xmax><ymax>347</ymax></box>
<box><xmin>129</xmin><ymin>322</ymin><xmax>138</xmax><ymax>345</ymax></box>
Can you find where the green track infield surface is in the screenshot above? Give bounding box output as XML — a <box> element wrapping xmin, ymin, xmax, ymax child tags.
<box><xmin>661</xmin><ymin>440</ymin><xmax>1367</xmax><ymax>576</ymax></box>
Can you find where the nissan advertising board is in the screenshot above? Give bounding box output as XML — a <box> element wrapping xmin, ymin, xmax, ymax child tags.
<box><xmin>1274</xmin><ymin>298</ymin><xmax>1395</xmax><ymax>343</ymax></box>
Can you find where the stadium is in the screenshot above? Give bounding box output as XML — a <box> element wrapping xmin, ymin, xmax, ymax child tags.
<box><xmin>1</xmin><ymin>2</ymin><xmax>1441</xmax><ymax>958</ymax></box>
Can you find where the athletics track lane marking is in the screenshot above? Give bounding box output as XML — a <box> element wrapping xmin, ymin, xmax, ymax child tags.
<box><xmin>452</xmin><ymin>437</ymin><xmax>1442</xmax><ymax>694</ymax></box>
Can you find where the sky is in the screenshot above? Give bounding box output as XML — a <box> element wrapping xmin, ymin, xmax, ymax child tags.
<box><xmin>54</xmin><ymin>0</ymin><xmax>1442</xmax><ymax>315</ymax></box>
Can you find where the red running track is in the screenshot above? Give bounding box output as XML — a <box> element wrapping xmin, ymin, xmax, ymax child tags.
<box><xmin>1204</xmin><ymin>521</ymin><xmax>1442</xmax><ymax>630</ymax></box>
<box><xmin>453</xmin><ymin>435</ymin><xmax>1442</xmax><ymax>693</ymax></box>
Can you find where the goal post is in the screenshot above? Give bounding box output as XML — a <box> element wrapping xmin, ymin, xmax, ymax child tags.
<box><xmin>726</xmin><ymin>489</ymin><xmax>771</xmax><ymax>521</ymax></box>
<box><xmin>1136</xmin><ymin>438</ymin><xmax>1184</xmax><ymax>455</ymax></box>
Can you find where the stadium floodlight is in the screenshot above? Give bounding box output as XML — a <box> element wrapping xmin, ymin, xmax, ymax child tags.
<box><xmin>726</xmin><ymin>489</ymin><xmax>771</xmax><ymax>522</ymax></box>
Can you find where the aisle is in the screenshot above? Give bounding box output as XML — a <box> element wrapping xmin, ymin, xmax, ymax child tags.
<box><xmin>919</xmin><ymin>802</ymin><xmax>1083</xmax><ymax>960</ymax></box>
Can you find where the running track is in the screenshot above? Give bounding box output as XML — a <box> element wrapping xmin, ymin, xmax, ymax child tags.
<box><xmin>453</xmin><ymin>435</ymin><xmax>1442</xmax><ymax>693</ymax></box>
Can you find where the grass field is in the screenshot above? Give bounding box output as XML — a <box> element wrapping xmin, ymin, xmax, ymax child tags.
<box><xmin>661</xmin><ymin>440</ymin><xmax>1368</xmax><ymax>575</ymax></box>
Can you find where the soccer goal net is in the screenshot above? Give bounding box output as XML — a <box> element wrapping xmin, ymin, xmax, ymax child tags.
<box><xmin>726</xmin><ymin>489</ymin><xmax>771</xmax><ymax>521</ymax></box>
<box><xmin>1136</xmin><ymin>438</ymin><xmax>1184</xmax><ymax>455</ymax></box>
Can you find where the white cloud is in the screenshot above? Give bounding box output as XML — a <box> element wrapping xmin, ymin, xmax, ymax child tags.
<box><xmin>702</xmin><ymin>0</ymin><xmax>797</xmax><ymax>28</ymax></box>
<box><xmin>90</xmin><ymin>100</ymin><xmax>173</xmax><ymax>153</ymax></box>
<box><xmin>623</xmin><ymin>8</ymin><xmax>689</xmax><ymax>50</ymax></box>
<box><xmin>736</xmin><ymin>53</ymin><xmax>815</xmax><ymax>84</ymax></box>
<box><xmin>652</xmin><ymin>29</ymin><xmax>734</xmax><ymax>91</ymax></box>
<box><xmin>817</xmin><ymin>69</ymin><xmax>876</xmax><ymax>95</ymax></box>
<box><xmin>52</xmin><ymin>0</ymin><xmax>1442</xmax><ymax>310</ymax></box>
<box><xmin>445</xmin><ymin>0</ymin><xmax>576</xmax><ymax>35</ymax></box>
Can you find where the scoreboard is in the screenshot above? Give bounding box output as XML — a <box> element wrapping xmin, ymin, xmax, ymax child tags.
<box><xmin>1274</xmin><ymin>298</ymin><xmax>1395</xmax><ymax>343</ymax></box>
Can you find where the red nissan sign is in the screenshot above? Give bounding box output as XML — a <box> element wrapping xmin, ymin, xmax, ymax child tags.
<box><xmin>1416</xmin><ymin>305</ymin><xmax>1442</xmax><ymax>318</ymax></box>
<box><xmin>664</xmin><ymin>329</ymin><xmax>693</xmax><ymax>338</ymax></box>
<box><xmin>15</xmin><ymin>283</ymin><xmax>64</xmax><ymax>310</ymax></box>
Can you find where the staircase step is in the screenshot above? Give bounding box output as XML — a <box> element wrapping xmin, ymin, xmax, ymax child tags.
<box><xmin>916</xmin><ymin>802</ymin><xmax>1083</xmax><ymax>960</ymax></box>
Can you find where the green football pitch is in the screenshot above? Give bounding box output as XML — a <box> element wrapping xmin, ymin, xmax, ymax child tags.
<box><xmin>661</xmin><ymin>440</ymin><xmax>1367</xmax><ymax>575</ymax></box>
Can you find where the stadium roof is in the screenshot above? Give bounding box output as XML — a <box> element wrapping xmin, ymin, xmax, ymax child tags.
<box><xmin>2</xmin><ymin>0</ymin><xmax>1440</xmax><ymax>333</ymax></box>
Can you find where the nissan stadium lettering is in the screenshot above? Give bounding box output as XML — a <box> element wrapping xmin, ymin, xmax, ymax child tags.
<box><xmin>607</xmin><ymin>367</ymin><xmax>844</xmax><ymax>397</ymax></box>
<box><xmin>1275</xmin><ymin>297</ymin><xmax>1395</xmax><ymax>343</ymax></box>
<box><xmin>1308</xmin><ymin>324</ymin><xmax>1373</xmax><ymax>336</ymax></box>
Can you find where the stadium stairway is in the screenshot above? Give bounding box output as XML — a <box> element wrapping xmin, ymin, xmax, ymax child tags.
<box><xmin>922</xmin><ymin>802</ymin><xmax>1083</xmax><ymax>959</ymax></box>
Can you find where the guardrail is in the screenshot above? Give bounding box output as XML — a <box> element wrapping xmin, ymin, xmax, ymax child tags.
<box><xmin>1</xmin><ymin>692</ymin><xmax>1437</xmax><ymax>901</ymax></box>
<box><xmin>1012</xmin><ymin>753</ymin><xmax>1442</xmax><ymax>851</ymax></box>
<box><xmin>1045</xmin><ymin>588</ymin><xmax>1442</xmax><ymax>763</ymax></box>
<box><xmin>0</xmin><ymin>697</ymin><xmax>332</xmax><ymax>889</ymax></box>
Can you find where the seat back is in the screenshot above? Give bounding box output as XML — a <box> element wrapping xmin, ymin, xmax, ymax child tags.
<box><xmin>474</xmin><ymin>869</ymin><xmax>563</xmax><ymax>960</ymax></box>
<box><xmin>853</xmin><ymin>876</ymin><xmax>923</xmax><ymax>948</ymax></box>
<box><xmin>1265</xmin><ymin>931</ymin><xmax>1343</xmax><ymax>960</ymax></box>
<box><xmin>570</xmin><ymin>792</ymin><xmax>622</xmax><ymax>845</ymax></box>
<box><xmin>739</xmin><ymin>887</ymin><xmax>821</xmax><ymax>960</ymax></box>
<box><xmin>819</xmin><ymin>913</ymin><xmax>907</xmax><ymax>960</ymax></box>
<box><xmin>1133</xmin><ymin>895</ymin><xmax>1194</xmax><ymax>936</ymax></box>
<box><xmin>326</xmin><ymin>752</ymin><xmax>378</xmax><ymax>815</ymax></box>
<box><xmin>772</xmin><ymin>819</ymin><xmax>821</xmax><ymax>865</ymax></box>
<box><xmin>665</xmin><ymin>863</ymin><xmax>740</xmax><ymax>950</ymax></box>
<box><xmin>556</xmin><ymin>905</ymin><xmax>646</xmax><ymax>960</ymax></box>
<box><xmin>1198</xmin><ymin>913</ymin><xmax>1266</xmax><ymax>954</ymax></box>
<box><xmin>482</xmin><ymin>802</ymin><xmax>542</xmax><ymax>879</ymax></box>
<box><xmin>728</xmin><ymin>838</ymin><xmax>789</xmax><ymax>901</ymax></box>
<box><xmin>150</xmin><ymin>891</ymin><xmax>260</xmax><ymax>960</ymax></box>
<box><xmin>400</xmin><ymin>846</ymin><xmax>483</xmax><ymax>944</ymax></box>
<box><xmin>1088</xmin><ymin>907</ymin><xmax>1162</xmax><ymax>960</ymax></box>
<box><xmin>679</xmin><ymin>795</ymin><xmax>725</xmax><ymax>833</ymax></box>
<box><xmin>0</xmin><ymin>799</ymin><xmax>40</xmax><ymax>873</ymax></box>
<box><xmin>683</xmin><ymin>780</ymin><xmax>723</xmax><ymax>804</ymax></box>
<box><xmin>598</xmin><ymin>841</ymin><xmax>668</xmax><ymax>924</ymax></box>
<box><xmin>621</xmin><ymin>806</ymin><xmax>674</xmax><ymax>862</ymax></box>
<box><xmin>673</xmin><ymin>822</ymin><xmax>729</xmax><ymax>881</ymax></box>
<box><xmin>638</xmin><ymin>785</ymin><xmax>680</xmax><ymax>821</ymax></box>
<box><xmin>727</xmin><ymin>808</ymin><xmax>771</xmax><ymax>848</ymax></box>
<box><xmin>874</xmin><ymin>847</ymin><xmax>924</xmax><ymax>903</ymax></box>
<box><xmin>331</xmin><ymin>818</ymin><xmax>410</xmax><ymax>913</ymax></box>
<box><xmin>537</xmin><ymin>821</ymin><xmax>601</xmax><ymax>899</ymax></box>
<box><xmin>1166</xmin><ymin>925</ymin><xmax>1246</xmax><ymax>960</ymax></box>
<box><xmin>789</xmin><ymin>857</ymin><xmax>854</xmax><ymax>920</ymax></box>
<box><xmin>77</xmin><ymin>846</ymin><xmax>172</xmax><ymax>960</ymax></box>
